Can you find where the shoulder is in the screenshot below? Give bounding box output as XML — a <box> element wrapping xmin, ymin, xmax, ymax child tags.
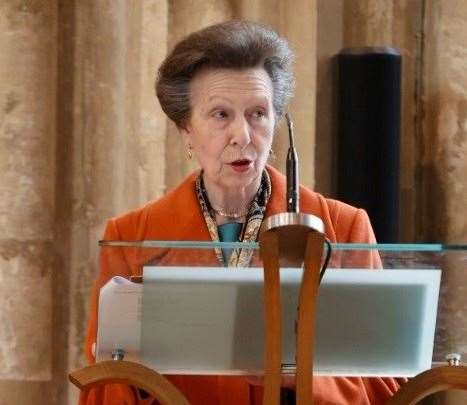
<box><xmin>300</xmin><ymin>187</ymin><xmax>374</xmax><ymax>243</ymax></box>
<box><xmin>103</xmin><ymin>171</ymin><xmax>201</xmax><ymax>240</ymax></box>
<box><xmin>266</xmin><ymin>165</ymin><xmax>374</xmax><ymax>243</ymax></box>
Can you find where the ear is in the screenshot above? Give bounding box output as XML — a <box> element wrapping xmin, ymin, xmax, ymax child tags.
<box><xmin>178</xmin><ymin>124</ymin><xmax>193</xmax><ymax>149</ymax></box>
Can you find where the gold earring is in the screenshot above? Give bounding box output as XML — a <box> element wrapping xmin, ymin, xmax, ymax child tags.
<box><xmin>187</xmin><ymin>146</ymin><xmax>193</xmax><ymax>160</ymax></box>
<box><xmin>269</xmin><ymin>148</ymin><xmax>276</xmax><ymax>160</ymax></box>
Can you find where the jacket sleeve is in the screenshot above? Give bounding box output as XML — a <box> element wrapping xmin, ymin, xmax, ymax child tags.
<box><xmin>344</xmin><ymin>208</ymin><xmax>382</xmax><ymax>269</ymax></box>
<box><xmin>79</xmin><ymin>219</ymin><xmax>138</xmax><ymax>405</ymax></box>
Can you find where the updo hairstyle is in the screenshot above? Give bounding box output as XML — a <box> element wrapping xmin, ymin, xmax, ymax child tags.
<box><xmin>156</xmin><ymin>20</ymin><xmax>294</xmax><ymax>129</ymax></box>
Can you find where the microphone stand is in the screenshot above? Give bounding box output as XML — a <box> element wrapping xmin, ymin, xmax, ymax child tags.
<box><xmin>259</xmin><ymin>114</ymin><xmax>329</xmax><ymax>405</ymax></box>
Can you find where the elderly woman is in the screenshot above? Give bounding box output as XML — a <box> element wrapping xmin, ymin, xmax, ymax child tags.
<box><xmin>81</xmin><ymin>20</ymin><xmax>403</xmax><ymax>405</ymax></box>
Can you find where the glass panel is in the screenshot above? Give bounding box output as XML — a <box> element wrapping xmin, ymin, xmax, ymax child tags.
<box><xmin>96</xmin><ymin>241</ymin><xmax>467</xmax><ymax>377</ymax></box>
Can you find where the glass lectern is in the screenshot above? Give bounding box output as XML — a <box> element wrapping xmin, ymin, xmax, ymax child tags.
<box><xmin>70</xmin><ymin>241</ymin><xmax>467</xmax><ymax>405</ymax></box>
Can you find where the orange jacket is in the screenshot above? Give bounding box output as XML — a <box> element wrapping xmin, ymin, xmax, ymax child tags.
<box><xmin>80</xmin><ymin>165</ymin><xmax>402</xmax><ymax>405</ymax></box>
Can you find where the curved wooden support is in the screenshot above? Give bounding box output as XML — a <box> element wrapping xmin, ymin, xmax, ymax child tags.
<box><xmin>260</xmin><ymin>223</ymin><xmax>325</xmax><ymax>405</ymax></box>
<box><xmin>69</xmin><ymin>360</ymin><xmax>190</xmax><ymax>405</ymax></box>
<box><xmin>259</xmin><ymin>230</ymin><xmax>282</xmax><ymax>405</ymax></box>
<box><xmin>296</xmin><ymin>232</ymin><xmax>324</xmax><ymax>405</ymax></box>
<box><xmin>386</xmin><ymin>365</ymin><xmax>467</xmax><ymax>405</ymax></box>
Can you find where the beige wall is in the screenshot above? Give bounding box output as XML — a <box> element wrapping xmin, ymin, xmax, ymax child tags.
<box><xmin>422</xmin><ymin>3</ymin><xmax>467</xmax><ymax>404</ymax></box>
<box><xmin>0</xmin><ymin>1</ymin><xmax>56</xmax><ymax>403</ymax></box>
<box><xmin>316</xmin><ymin>2</ymin><xmax>467</xmax><ymax>404</ymax></box>
<box><xmin>316</xmin><ymin>0</ymin><xmax>466</xmax><ymax>244</ymax></box>
<box><xmin>0</xmin><ymin>1</ymin><xmax>465</xmax><ymax>404</ymax></box>
<box><xmin>315</xmin><ymin>0</ymin><xmax>423</xmax><ymax>241</ymax></box>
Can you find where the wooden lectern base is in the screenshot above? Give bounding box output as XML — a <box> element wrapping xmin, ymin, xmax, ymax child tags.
<box><xmin>69</xmin><ymin>359</ymin><xmax>190</xmax><ymax>405</ymax></box>
<box><xmin>386</xmin><ymin>365</ymin><xmax>467</xmax><ymax>405</ymax></box>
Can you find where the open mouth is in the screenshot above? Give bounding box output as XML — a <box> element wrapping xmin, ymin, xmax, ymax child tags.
<box><xmin>231</xmin><ymin>159</ymin><xmax>251</xmax><ymax>166</ymax></box>
<box><xmin>230</xmin><ymin>159</ymin><xmax>252</xmax><ymax>172</ymax></box>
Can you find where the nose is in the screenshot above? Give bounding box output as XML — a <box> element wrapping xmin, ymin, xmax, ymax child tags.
<box><xmin>230</xmin><ymin>116</ymin><xmax>251</xmax><ymax>149</ymax></box>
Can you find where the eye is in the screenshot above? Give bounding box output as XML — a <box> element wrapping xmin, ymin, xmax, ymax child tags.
<box><xmin>251</xmin><ymin>109</ymin><xmax>266</xmax><ymax>120</ymax></box>
<box><xmin>212</xmin><ymin>110</ymin><xmax>228</xmax><ymax>120</ymax></box>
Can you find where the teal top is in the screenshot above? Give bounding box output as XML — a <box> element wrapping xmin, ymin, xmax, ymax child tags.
<box><xmin>217</xmin><ymin>222</ymin><xmax>243</xmax><ymax>263</ymax></box>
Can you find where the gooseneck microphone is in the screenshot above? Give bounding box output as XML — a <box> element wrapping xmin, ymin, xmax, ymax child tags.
<box><xmin>283</xmin><ymin>113</ymin><xmax>331</xmax><ymax>281</ymax></box>
<box><xmin>285</xmin><ymin>113</ymin><xmax>299</xmax><ymax>213</ymax></box>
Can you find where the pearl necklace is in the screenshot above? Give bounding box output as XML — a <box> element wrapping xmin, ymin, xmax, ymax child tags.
<box><xmin>211</xmin><ymin>207</ymin><xmax>249</xmax><ymax>219</ymax></box>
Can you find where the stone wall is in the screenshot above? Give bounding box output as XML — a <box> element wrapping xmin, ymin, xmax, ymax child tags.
<box><xmin>0</xmin><ymin>1</ymin><xmax>56</xmax><ymax>403</ymax></box>
<box><xmin>315</xmin><ymin>0</ymin><xmax>423</xmax><ymax>241</ymax></box>
<box><xmin>316</xmin><ymin>0</ymin><xmax>466</xmax><ymax>242</ymax></box>
<box><xmin>0</xmin><ymin>1</ymin><xmax>465</xmax><ymax>404</ymax></box>
<box><xmin>64</xmin><ymin>2</ymin><xmax>169</xmax><ymax>403</ymax></box>
<box><xmin>316</xmin><ymin>1</ymin><xmax>467</xmax><ymax>404</ymax></box>
<box><xmin>422</xmin><ymin>2</ymin><xmax>467</xmax><ymax>404</ymax></box>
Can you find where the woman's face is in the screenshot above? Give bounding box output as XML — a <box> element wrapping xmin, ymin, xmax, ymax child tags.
<box><xmin>181</xmin><ymin>67</ymin><xmax>275</xmax><ymax>191</ymax></box>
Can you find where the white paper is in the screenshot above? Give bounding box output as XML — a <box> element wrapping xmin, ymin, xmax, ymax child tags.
<box><xmin>96</xmin><ymin>276</ymin><xmax>142</xmax><ymax>361</ymax></box>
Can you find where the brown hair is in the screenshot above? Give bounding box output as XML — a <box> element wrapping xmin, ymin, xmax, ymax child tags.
<box><xmin>156</xmin><ymin>20</ymin><xmax>294</xmax><ymax>128</ymax></box>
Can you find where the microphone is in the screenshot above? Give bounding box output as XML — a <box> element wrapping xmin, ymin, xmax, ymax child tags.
<box><xmin>285</xmin><ymin>113</ymin><xmax>299</xmax><ymax>212</ymax></box>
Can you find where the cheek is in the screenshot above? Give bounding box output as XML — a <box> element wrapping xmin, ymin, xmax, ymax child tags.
<box><xmin>204</xmin><ymin>139</ymin><xmax>227</xmax><ymax>160</ymax></box>
<box><xmin>197</xmin><ymin>139</ymin><xmax>227</xmax><ymax>172</ymax></box>
<box><xmin>256</xmin><ymin>129</ymin><xmax>274</xmax><ymax>156</ymax></box>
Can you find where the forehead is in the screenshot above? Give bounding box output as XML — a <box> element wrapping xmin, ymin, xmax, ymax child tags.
<box><xmin>189</xmin><ymin>67</ymin><xmax>273</xmax><ymax>105</ymax></box>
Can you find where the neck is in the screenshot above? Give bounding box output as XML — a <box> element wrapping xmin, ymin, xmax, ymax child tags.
<box><xmin>203</xmin><ymin>175</ymin><xmax>261</xmax><ymax>221</ymax></box>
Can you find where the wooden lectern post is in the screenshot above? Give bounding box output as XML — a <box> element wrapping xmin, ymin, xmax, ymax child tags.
<box><xmin>259</xmin><ymin>213</ymin><xmax>326</xmax><ymax>405</ymax></box>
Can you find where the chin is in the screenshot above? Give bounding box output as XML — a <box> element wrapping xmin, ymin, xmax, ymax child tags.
<box><xmin>224</xmin><ymin>171</ymin><xmax>260</xmax><ymax>189</ymax></box>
